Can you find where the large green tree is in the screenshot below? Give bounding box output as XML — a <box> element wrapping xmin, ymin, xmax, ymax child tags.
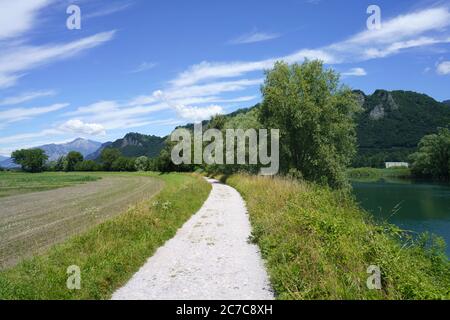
<box><xmin>410</xmin><ymin>128</ymin><xmax>450</xmax><ymax>181</ymax></box>
<box><xmin>259</xmin><ymin>60</ymin><xmax>361</xmax><ymax>188</ymax></box>
<box><xmin>11</xmin><ymin>149</ymin><xmax>48</xmax><ymax>173</ymax></box>
<box><xmin>100</xmin><ymin>148</ymin><xmax>121</xmax><ymax>171</ymax></box>
<box><xmin>65</xmin><ymin>151</ymin><xmax>84</xmax><ymax>172</ymax></box>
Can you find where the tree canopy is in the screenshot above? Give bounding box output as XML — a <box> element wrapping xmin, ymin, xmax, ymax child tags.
<box><xmin>12</xmin><ymin>149</ymin><xmax>48</xmax><ymax>173</ymax></box>
<box><xmin>410</xmin><ymin>128</ymin><xmax>450</xmax><ymax>181</ymax></box>
<box><xmin>65</xmin><ymin>151</ymin><xmax>84</xmax><ymax>172</ymax></box>
<box><xmin>259</xmin><ymin>60</ymin><xmax>361</xmax><ymax>188</ymax></box>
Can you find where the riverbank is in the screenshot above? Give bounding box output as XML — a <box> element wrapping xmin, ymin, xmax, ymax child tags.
<box><xmin>347</xmin><ymin>167</ymin><xmax>412</xmax><ymax>182</ymax></box>
<box><xmin>223</xmin><ymin>174</ymin><xmax>450</xmax><ymax>299</ymax></box>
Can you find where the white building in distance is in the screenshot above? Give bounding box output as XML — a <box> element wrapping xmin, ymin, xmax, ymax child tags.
<box><xmin>385</xmin><ymin>162</ymin><xmax>409</xmax><ymax>168</ymax></box>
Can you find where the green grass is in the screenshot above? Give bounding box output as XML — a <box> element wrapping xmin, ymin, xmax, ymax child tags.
<box><xmin>0</xmin><ymin>172</ymin><xmax>101</xmax><ymax>197</ymax></box>
<box><xmin>0</xmin><ymin>172</ymin><xmax>211</xmax><ymax>299</ymax></box>
<box><xmin>347</xmin><ymin>167</ymin><xmax>411</xmax><ymax>182</ymax></box>
<box><xmin>225</xmin><ymin>174</ymin><xmax>450</xmax><ymax>300</ymax></box>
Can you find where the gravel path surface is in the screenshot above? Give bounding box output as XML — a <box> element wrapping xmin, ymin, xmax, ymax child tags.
<box><xmin>112</xmin><ymin>178</ymin><xmax>274</xmax><ymax>300</ymax></box>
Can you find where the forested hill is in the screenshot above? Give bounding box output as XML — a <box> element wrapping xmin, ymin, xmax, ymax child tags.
<box><xmin>86</xmin><ymin>133</ymin><xmax>166</xmax><ymax>160</ymax></box>
<box><xmin>109</xmin><ymin>133</ymin><xmax>166</xmax><ymax>158</ymax></box>
<box><xmin>354</xmin><ymin>90</ymin><xmax>450</xmax><ymax>167</ymax></box>
<box><xmin>189</xmin><ymin>90</ymin><xmax>450</xmax><ymax>168</ymax></box>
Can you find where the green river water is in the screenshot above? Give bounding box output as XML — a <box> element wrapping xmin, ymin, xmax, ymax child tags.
<box><xmin>352</xmin><ymin>179</ymin><xmax>450</xmax><ymax>257</ymax></box>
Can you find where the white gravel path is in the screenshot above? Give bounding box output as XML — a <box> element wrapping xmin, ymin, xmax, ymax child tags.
<box><xmin>112</xmin><ymin>178</ymin><xmax>274</xmax><ymax>300</ymax></box>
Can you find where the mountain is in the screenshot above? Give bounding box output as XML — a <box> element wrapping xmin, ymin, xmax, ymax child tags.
<box><xmin>87</xmin><ymin>133</ymin><xmax>166</xmax><ymax>160</ymax></box>
<box><xmin>443</xmin><ymin>100</ymin><xmax>450</xmax><ymax>106</ymax></box>
<box><xmin>354</xmin><ymin>90</ymin><xmax>450</xmax><ymax>167</ymax></box>
<box><xmin>85</xmin><ymin>141</ymin><xmax>113</xmax><ymax>160</ymax></box>
<box><xmin>0</xmin><ymin>157</ymin><xmax>19</xmax><ymax>169</ymax></box>
<box><xmin>35</xmin><ymin>138</ymin><xmax>102</xmax><ymax>161</ymax></box>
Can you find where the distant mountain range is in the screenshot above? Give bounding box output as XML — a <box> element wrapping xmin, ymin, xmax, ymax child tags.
<box><xmin>2</xmin><ymin>89</ymin><xmax>448</xmax><ymax>170</ymax></box>
<box><xmin>0</xmin><ymin>138</ymin><xmax>102</xmax><ymax>168</ymax></box>
<box><xmin>1</xmin><ymin>133</ymin><xmax>167</xmax><ymax>169</ymax></box>
<box><xmin>36</xmin><ymin>138</ymin><xmax>103</xmax><ymax>161</ymax></box>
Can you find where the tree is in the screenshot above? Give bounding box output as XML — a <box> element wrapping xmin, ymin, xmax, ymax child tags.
<box><xmin>12</xmin><ymin>149</ymin><xmax>48</xmax><ymax>173</ymax></box>
<box><xmin>259</xmin><ymin>60</ymin><xmax>361</xmax><ymax>188</ymax></box>
<box><xmin>410</xmin><ymin>128</ymin><xmax>450</xmax><ymax>181</ymax></box>
<box><xmin>135</xmin><ymin>156</ymin><xmax>149</xmax><ymax>171</ymax></box>
<box><xmin>100</xmin><ymin>148</ymin><xmax>121</xmax><ymax>171</ymax></box>
<box><xmin>74</xmin><ymin>160</ymin><xmax>99</xmax><ymax>172</ymax></box>
<box><xmin>111</xmin><ymin>157</ymin><xmax>136</xmax><ymax>172</ymax></box>
<box><xmin>65</xmin><ymin>151</ymin><xmax>84</xmax><ymax>172</ymax></box>
<box><xmin>55</xmin><ymin>156</ymin><xmax>66</xmax><ymax>171</ymax></box>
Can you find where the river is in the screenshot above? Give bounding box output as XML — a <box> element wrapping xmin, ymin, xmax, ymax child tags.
<box><xmin>352</xmin><ymin>178</ymin><xmax>450</xmax><ymax>257</ymax></box>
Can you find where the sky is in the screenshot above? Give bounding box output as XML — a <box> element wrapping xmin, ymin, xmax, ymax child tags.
<box><xmin>1</xmin><ymin>0</ymin><xmax>450</xmax><ymax>156</ymax></box>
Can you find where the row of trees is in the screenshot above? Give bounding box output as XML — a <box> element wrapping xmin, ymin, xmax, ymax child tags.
<box><xmin>156</xmin><ymin>60</ymin><xmax>361</xmax><ymax>188</ymax></box>
<box><xmin>11</xmin><ymin>148</ymin><xmax>158</xmax><ymax>173</ymax></box>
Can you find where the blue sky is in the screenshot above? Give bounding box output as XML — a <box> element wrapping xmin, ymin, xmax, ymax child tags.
<box><xmin>1</xmin><ymin>0</ymin><xmax>450</xmax><ymax>156</ymax></box>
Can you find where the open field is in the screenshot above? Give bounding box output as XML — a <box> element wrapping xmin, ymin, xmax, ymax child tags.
<box><xmin>0</xmin><ymin>172</ymin><xmax>101</xmax><ymax>197</ymax></box>
<box><xmin>0</xmin><ymin>172</ymin><xmax>164</xmax><ymax>269</ymax></box>
<box><xmin>0</xmin><ymin>172</ymin><xmax>211</xmax><ymax>299</ymax></box>
<box><xmin>224</xmin><ymin>174</ymin><xmax>450</xmax><ymax>299</ymax></box>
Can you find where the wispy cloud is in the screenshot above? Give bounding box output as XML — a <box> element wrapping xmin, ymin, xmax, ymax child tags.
<box><xmin>0</xmin><ymin>103</ymin><xmax>68</xmax><ymax>124</ymax></box>
<box><xmin>171</xmin><ymin>7</ymin><xmax>450</xmax><ymax>87</ymax></box>
<box><xmin>0</xmin><ymin>0</ymin><xmax>53</xmax><ymax>40</ymax></box>
<box><xmin>130</xmin><ymin>62</ymin><xmax>157</xmax><ymax>73</ymax></box>
<box><xmin>84</xmin><ymin>2</ymin><xmax>133</xmax><ymax>19</ymax></box>
<box><xmin>229</xmin><ymin>30</ymin><xmax>281</xmax><ymax>45</ymax></box>
<box><xmin>342</xmin><ymin>67</ymin><xmax>367</xmax><ymax>77</ymax></box>
<box><xmin>0</xmin><ymin>90</ymin><xmax>56</xmax><ymax>106</ymax></box>
<box><xmin>0</xmin><ymin>31</ymin><xmax>116</xmax><ymax>88</ymax></box>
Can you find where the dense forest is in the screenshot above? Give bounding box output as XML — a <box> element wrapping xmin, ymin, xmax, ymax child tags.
<box><xmin>354</xmin><ymin>90</ymin><xmax>450</xmax><ymax>167</ymax></box>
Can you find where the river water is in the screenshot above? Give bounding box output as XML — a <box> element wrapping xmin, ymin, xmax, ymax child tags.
<box><xmin>352</xmin><ymin>179</ymin><xmax>450</xmax><ymax>257</ymax></box>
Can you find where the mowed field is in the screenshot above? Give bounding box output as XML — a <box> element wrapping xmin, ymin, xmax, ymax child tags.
<box><xmin>0</xmin><ymin>172</ymin><xmax>211</xmax><ymax>299</ymax></box>
<box><xmin>0</xmin><ymin>172</ymin><xmax>101</xmax><ymax>197</ymax></box>
<box><xmin>0</xmin><ymin>172</ymin><xmax>164</xmax><ymax>269</ymax></box>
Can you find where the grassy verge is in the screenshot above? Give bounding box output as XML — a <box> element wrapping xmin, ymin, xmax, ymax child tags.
<box><xmin>0</xmin><ymin>173</ymin><xmax>211</xmax><ymax>299</ymax></box>
<box><xmin>347</xmin><ymin>167</ymin><xmax>411</xmax><ymax>182</ymax></box>
<box><xmin>225</xmin><ymin>174</ymin><xmax>449</xmax><ymax>299</ymax></box>
<box><xmin>0</xmin><ymin>172</ymin><xmax>100</xmax><ymax>197</ymax></box>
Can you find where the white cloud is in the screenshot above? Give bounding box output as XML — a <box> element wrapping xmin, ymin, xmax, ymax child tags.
<box><xmin>229</xmin><ymin>30</ymin><xmax>281</xmax><ymax>45</ymax></box>
<box><xmin>342</xmin><ymin>67</ymin><xmax>367</xmax><ymax>77</ymax></box>
<box><xmin>130</xmin><ymin>62</ymin><xmax>157</xmax><ymax>73</ymax></box>
<box><xmin>59</xmin><ymin>119</ymin><xmax>106</xmax><ymax>136</ymax></box>
<box><xmin>345</xmin><ymin>8</ymin><xmax>450</xmax><ymax>46</ymax></box>
<box><xmin>171</xmin><ymin>7</ymin><xmax>450</xmax><ymax>87</ymax></box>
<box><xmin>436</xmin><ymin>61</ymin><xmax>450</xmax><ymax>75</ymax></box>
<box><xmin>0</xmin><ymin>0</ymin><xmax>52</xmax><ymax>40</ymax></box>
<box><xmin>0</xmin><ymin>103</ymin><xmax>68</xmax><ymax>124</ymax></box>
<box><xmin>173</xmin><ymin>104</ymin><xmax>224</xmax><ymax>122</ymax></box>
<box><xmin>0</xmin><ymin>128</ymin><xmax>60</xmax><ymax>145</ymax></box>
<box><xmin>84</xmin><ymin>2</ymin><xmax>132</xmax><ymax>19</ymax></box>
<box><xmin>0</xmin><ymin>31</ymin><xmax>116</xmax><ymax>88</ymax></box>
<box><xmin>0</xmin><ymin>90</ymin><xmax>56</xmax><ymax>106</ymax></box>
